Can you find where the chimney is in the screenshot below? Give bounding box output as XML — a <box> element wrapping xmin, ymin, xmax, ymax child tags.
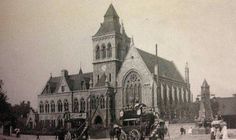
<box><xmin>61</xmin><ymin>69</ymin><xmax>68</xmax><ymax>77</ymax></box>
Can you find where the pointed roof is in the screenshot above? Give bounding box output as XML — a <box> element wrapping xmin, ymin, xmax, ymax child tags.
<box><xmin>136</xmin><ymin>48</ymin><xmax>185</xmax><ymax>82</ymax></box>
<box><xmin>93</xmin><ymin>4</ymin><xmax>120</xmax><ymax>37</ymax></box>
<box><xmin>104</xmin><ymin>4</ymin><xmax>119</xmax><ymax>18</ymax></box>
<box><xmin>202</xmin><ymin>79</ymin><xmax>209</xmax><ymax>87</ymax></box>
<box><xmin>79</xmin><ymin>68</ymin><xmax>83</xmax><ymax>75</ymax></box>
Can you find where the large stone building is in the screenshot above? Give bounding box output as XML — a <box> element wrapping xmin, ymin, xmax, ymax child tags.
<box><xmin>38</xmin><ymin>4</ymin><xmax>192</xmax><ymax>128</ymax></box>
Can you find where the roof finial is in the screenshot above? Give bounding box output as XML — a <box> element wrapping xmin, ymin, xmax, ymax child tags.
<box><xmin>186</xmin><ymin>62</ymin><xmax>189</xmax><ymax>68</ymax></box>
<box><xmin>131</xmin><ymin>36</ymin><xmax>134</xmax><ymax>46</ymax></box>
<box><xmin>121</xmin><ymin>20</ymin><xmax>125</xmax><ymax>34</ymax></box>
<box><xmin>155</xmin><ymin>44</ymin><xmax>158</xmax><ymax>56</ymax></box>
<box><xmin>50</xmin><ymin>73</ymin><xmax>52</xmax><ymax>78</ymax></box>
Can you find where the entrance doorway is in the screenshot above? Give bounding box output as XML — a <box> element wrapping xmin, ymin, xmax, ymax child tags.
<box><xmin>94</xmin><ymin>115</ymin><xmax>103</xmax><ymax>125</ymax></box>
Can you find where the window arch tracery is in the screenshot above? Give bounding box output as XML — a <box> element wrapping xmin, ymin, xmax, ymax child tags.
<box><xmin>123</xmin><ymin>71</ymin><xmax>142</xmax><ymax>107</ymax></box>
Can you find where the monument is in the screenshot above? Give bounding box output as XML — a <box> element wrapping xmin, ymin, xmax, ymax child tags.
<box><xmin>193</xmin><ymin>79</ymin><xmax>213</xmax><ymax>134</ymax></box>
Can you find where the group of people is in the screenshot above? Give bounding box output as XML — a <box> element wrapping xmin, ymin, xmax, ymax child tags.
<box><xmin>211</xmin><ymin>125</ymin><xmax>228</xmax><ymax>139</ymax></box>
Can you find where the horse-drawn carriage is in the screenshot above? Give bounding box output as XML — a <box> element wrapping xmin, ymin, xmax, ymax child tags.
<box><xmin>118</xmin><ymin>105</ymin><xmax>168</xmax><ymax>140</ymax></box>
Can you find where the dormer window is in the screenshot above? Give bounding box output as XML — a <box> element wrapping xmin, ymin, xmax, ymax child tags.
<box><xmin>61</xmin><ymin>86</ymin><xmax>65</xmax><ymax>92</ymax></box>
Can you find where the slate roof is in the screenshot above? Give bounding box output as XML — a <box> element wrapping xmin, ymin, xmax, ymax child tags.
<box><xmin>136</xmin><ymin>48</ymin><xmax>185</xmax><ymax>82</ymax></box>
<box><xmin>216</xmin><ymin>97</ymin><xmax>236</xmax><ymax>116</ymax></box>
<box><xmin>41</xmin><ymin>72</ymin><xmax>93</xmax><ymax>95</ymax></box>
<box><xmin>94</xmin><ymin>4</ymin><xmax>120</xmax><ymax>37</ymax></box>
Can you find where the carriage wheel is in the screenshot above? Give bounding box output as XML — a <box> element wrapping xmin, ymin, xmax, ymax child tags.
<box><xmin>129</xmin><ymin>129</ymin><xmax>141</xmax><ymax>140</ymax></box>
<box><xmin>119</xmin><ymin>131</ymin><xmax>127</xmax><ymax>140</ymax></box>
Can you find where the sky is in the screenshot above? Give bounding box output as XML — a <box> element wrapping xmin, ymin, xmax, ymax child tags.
<box><xmin>0</xmin><ymin>0</ymin><xmax>236</xmax><ymax>109</ymax></box>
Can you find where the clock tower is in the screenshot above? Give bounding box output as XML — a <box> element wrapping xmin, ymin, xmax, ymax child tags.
<box><xmin>92</xmin><ymin>4</ymin><xmax>130</xmax><ymax>87</ymax></box>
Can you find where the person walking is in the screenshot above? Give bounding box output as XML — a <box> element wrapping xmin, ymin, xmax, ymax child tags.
<box><xmin>109</xmin><ymin>125</ymin><xmax>114</xmax><ymax>140</ymax></box>
<box><xmin>180</xmin><ymin>126</ymin><xmax>184</xmax><ymax>135</ymax></box>
<box><xmin>65</xmin><ymin>130</ymin><xmax>72</xmax><ymax>140</ymax></box>
<box><xmin>36</xmin><ymin>133</ymin><xmax>40</xmax><ymax>140</ymax></box>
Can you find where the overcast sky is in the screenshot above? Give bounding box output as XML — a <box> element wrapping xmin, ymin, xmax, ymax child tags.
<box><xmin>0</xmin><ymin>0</ymin><xmax>236</xmax><ymax>109</ymax></box>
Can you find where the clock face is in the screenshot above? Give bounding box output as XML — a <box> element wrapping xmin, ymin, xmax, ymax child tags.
<box><xmin>101</xmin><ymin>64</ymin><xmax>107</xmax><ymax>71</ymax></box>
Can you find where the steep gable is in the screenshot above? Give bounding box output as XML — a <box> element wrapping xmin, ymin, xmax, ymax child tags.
<box><xmin>41</xmin><ymin>72</ymin><xmax>93</xmax><ymax>95</ymax></box>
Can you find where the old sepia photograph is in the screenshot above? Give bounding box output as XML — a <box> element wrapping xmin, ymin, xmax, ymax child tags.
<box><xmin>0</xmin><ymin>0</ymin><xmax>236</xmax><ymax>140</ymax></box>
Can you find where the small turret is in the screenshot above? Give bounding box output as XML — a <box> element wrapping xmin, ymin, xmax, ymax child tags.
<box><xmin>185</xmin><ymin>62</ymin><xmax>190</xmax><ymax>85</ymax></box>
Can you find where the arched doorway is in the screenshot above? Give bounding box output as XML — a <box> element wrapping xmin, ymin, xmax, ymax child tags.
<box><xmin>94</xmin><ymin>115</ymin><xmax>103</xmax><ymax>125</ymax></box>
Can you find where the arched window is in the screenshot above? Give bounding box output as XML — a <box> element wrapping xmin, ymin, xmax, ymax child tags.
<box><xmin>179</xmin><ymin>88</ymin><xmax>182</xmax><ymax>103</ymax></box>
<box><xmin>183</xmin><ymin>89</ymin><xmax>186</xmax><ymax>103</ymax></box>
<box><xmin>51</xmin><ymin>100</ymin><xmax>55</xmax><ymax>113</ymax></box>
<box><xmin>80</xmin><ymin>98</ymin><xmax>85</xmax><ymax>113</ymax></box>
<box><xmin>64</xmin><ymin>99</ymin><xmax>69</xmax><ymax>112</ymax></box>
<box><xmin>45</xmin><ymin>101</ymin><xmax>49</xmax><ymax>113</ymax></box>
<box><xmin>101</xmin><ymin>44</ymin><xmax>106</xmax><ymax>59</ymax></box>
<box><xmin>174</xmin><ymin>87</ymin><xmax>178</xmax><ymax>104</ymax></box>
<box><xmin>100</xmin><ymin>96</ymin><xmax>105</xmax><ymax>109</ymax></box>
<box><xmin>74</xmin><ymin>98</ymin><xmax>79</xmax><ymax>113</ymax></box>
<box><xmin>39</xmin><ymin>101</ymin><xmax>44</xmax><ymax>113</ymax></box>
<box><xmin>163</xmin><ymin>85</ymin><xmax>167</xmax><ymax>106</ymax></box>
<box><xmin>57</xmin><ymin>100</ymin><xmax>63</xmax><ymax>112</ymax></box>
<box><xmin>96</xmin><ymin>45</ymin><xmax>100</xmax><ymax>59</ymax></box>
<box><xmin>123</xmin><ymin>71</ymin><xmax>142</xmax><ymax>107</ymax></box>
<box><xmin>91</xmin><ymin>96</ymin><xmax>96</xmax><ymax>109</ymax></box>
<box><xmin>117</xmin><ymin>43</ymin><xmax>121</xmax><ymax>59</ymax></box>
<box><xmin>107</xmin><ymin>43</ymin><xmax>112</xmax><ymax>58</ymax></box>
<box><xmin>169</xmin><ymin>86</ymin><xmax>173</xmax><ymax>105</ymax></box>
<box><xmin>96</xmin><ymin>96</ymin><xmax>99</xmax><ymax>106</ymax></box>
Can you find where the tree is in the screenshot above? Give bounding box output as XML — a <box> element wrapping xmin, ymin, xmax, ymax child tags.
<box><xmin>0</xmin><ymin>80</ymin><xmax>12</xmax><ymax>123</ymax></box>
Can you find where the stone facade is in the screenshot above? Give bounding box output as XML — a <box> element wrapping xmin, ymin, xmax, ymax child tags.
<box><xmin>37</xmin><ymin>4</ymin><xmax>192</xmax><ymax>129</ymax></box>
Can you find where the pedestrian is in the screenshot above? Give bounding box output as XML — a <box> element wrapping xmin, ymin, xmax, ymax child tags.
<box><xmin>65</xmin><ymin>130</ymin><xmax>72</xmax><ymax>140</ymax></box>
<box><xmin>109</xmin><ymin>125</ymin><xmax>114</xmax><ymax>140</ymax></box>
<box><xmin>215</xmin><ymin>128</ymin><xmax>221</xmax><ymax>140</ymax></box>
<box><xmin>58</xmin><ymin>129</ymin><xmax>65</xmax><ymax>140</ymax></box>
<box><xmin>180</xmin><ymin>126</ymin><xmax>184</xmax><ymax>135</ymax></box>
<box><xmin>221</xmin><ymin>125</ymin><xmax>228</xmax><ymax>139</ymax></box>
<box><xmin>36</xmin><ymin>133</ymin><xmax>40</xmax><ymax>140</ymax></box>
<box><xmin>187</xmin><ymin>127</ymin><xmax>192</xmax><ymax>134</ymax></box>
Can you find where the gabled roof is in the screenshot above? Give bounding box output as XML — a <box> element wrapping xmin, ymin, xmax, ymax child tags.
<box><xmin>136</xmin><ymin>48</ymin><xmax>185</xmax><ymax>82</ymax></box>
<box><xmin>216</xmin><ymin>97</ymin><xmax>236</xmax><ymax>116</ymax></box>
<box><xmin>41</xmin><ymin>72</ymin><xmax>93</xmax><ymax>95</ymax></box>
